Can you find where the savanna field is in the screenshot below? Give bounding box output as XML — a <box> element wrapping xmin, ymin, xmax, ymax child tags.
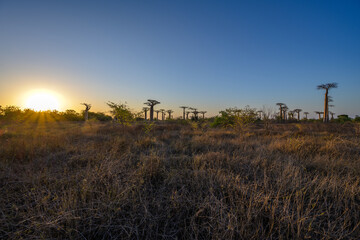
<box><xmin>1</xmin><ymin>121</ymin><xmax>360</xmax><ymax>239</ymax></box>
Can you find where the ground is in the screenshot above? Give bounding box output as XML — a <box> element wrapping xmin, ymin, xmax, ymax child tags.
<box><xmin>1</xmin><ymin>121</ymin><xmax>360</xmax><ymax>239</ymax></box>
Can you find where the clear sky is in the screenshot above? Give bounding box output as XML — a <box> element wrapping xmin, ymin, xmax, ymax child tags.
<box><xmin>0</xmin><ymin>0</ymin><xmax>359</xmax><ymax>118</ymax></box>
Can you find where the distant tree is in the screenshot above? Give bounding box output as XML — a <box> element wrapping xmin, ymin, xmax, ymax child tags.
<box><xmin>282</xmin><ymin>105</ymin><xmax>288</xmax><ymax>121</ymax></box>
<box><xmin>314</xmin><ymin>111</ymin><xmax>321</xmax><ymax>120</ymax></box>
<box><xmin>276</xmin><ymin>103</ymin><xmax>286</xmax><ymax>121</ymax></box>
<box><xmin>199</xmin><ymin>111</ymin><xmax>207</xmax><ymax>119</ymax></box>
<box><xmin>179</xmin><ymin>106</ymin><xmax>188</xmax><ymax>120</ymax></box>
<box><xmin>329</xmin><ymin>111</ymin><xmax>335</xmax><ymax>120</ymax></box>
<box><xmin>81</xmin><ymin>103</ymin><xmax>91</xmax><ymax>121</ymax></box>
<box><xmin>107</xmin><ymin>101</ymin><xmax>134</xmax><ymax>130</ymax></box>
<box><xmin>166</xmin><ymin>110</ymin><xmax>174</xmax><ymax>120</ymax></box>
<box><xmin>212</xmin><ymin>106</ymin><xmax>257</xmax><ymax>129</ymax></box>
<box><xmin>186</xmin><ymin>111</ymin><xmax>191</xmax><ymax>120</ymax></box>
<box><xmin>336</xmin><ymin>114</ymin><xmax>352</xmax><ymax>123</ymax></box>
<box><xmin>155</xmin><ymin>110</ymin><xmax>161</xmax><ymax>120</ymax></box>
<box><xmin>294</xmin><ymin>109</ymin><xmax>302</xmax><ymax>121</ymax></box>
<box><xmin>142</xmin><ymin>107</ymin><xmax>149</xmax><ymax>120</ymax></box>
<box><xmin>317</xmin><ymin>83</ymin><xmax>338</xmax><ymax>122</ymax></box>
<box><xmin>303</xmin><ymin>112</ymin><xmax>309</xmax><ymax>119</ymax></box>
<box><xmin>159</xmin><ymin>109</ymin><xmax>165</xmax><ymax>120</ymax></box>
<box><xmin>144</xmin><ymin>99</ymin><xmax>160</xmax><ymax>121</ymax></box>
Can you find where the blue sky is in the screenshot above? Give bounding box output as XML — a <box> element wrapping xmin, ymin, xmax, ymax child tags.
<box><xmin>0</xmin><ymin>0</ymin><xmax>359</xmax><ymax>117</ymax></box>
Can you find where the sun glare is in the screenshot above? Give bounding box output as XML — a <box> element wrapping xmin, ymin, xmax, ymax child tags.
<box><xmin>25</xmin><ymin>90</ymin><xmax>61</xmax><ymax>111</ymax></box>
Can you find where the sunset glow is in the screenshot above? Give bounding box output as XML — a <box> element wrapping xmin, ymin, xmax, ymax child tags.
<box><xmin>24</xmin><ymin>90</ymin><xmax>60</xmax><ymax>111</ymax></box>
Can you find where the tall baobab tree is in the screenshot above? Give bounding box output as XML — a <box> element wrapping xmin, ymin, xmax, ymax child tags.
<box><xmin>179</xmin><ymin>106</ymin><xmax>188</xmax><ymax>120</ymax></box>
<box><xmin>317</xmin><ymin>83</ymin><xmax>338</xmax><ymax>123</ymax></box>
<box><xmin>81</xmin><ymin>103</ymin><xmax>91</xmax><ymax>121</ymax></box>
<box><xmin>282</xmin><ymin>105</ymin><xmax>288</xmax><ymax>121</ymax></box>
<box><xmin>199</xmin><ymin>111</ymin><xmax>207</xmax><ymax>119</ymax></box>
<box><xmin>155</xmin><ymin>110</ymin><xmax>161</xmax><ymax>120</ymax></box>
<box><xmin>160</xmin><ymin>109</ymin><xmax>165</xmax><ymax>121</ymax></box>
<box><xmin>186</xmin><ymin>111</ymin><xmax>191</xmax><ymax>120</ymax></box>
<box><xmin>294</xmin><ymin>109</ymin><xmax>302</xmax><ymax>121</ymax></box>
<box><xmin>144</xmin><ymin>99</ymin><xmax>160</xmax><ymax>121</ymax></box>
<box><xmin>167</xmin><ymin>110</ymin><xmax>174</xmax><ymax>120</ymax></box>
<box><xmin>276</xmin><ymin>103</ymin><xmax>286</xmax><ymax>121</ymax></box>
<box><xmin>303</xmin><ymin>112</ymin><xmax>309</xmax><ymax>119</ymax></box>
<box><xmin>257</xmin><ymin>110</ymin><xmax>263</xmax><ymax>120</ymax></box>
<box><xmin>143</xmin><ymin>107</ymin><xmax>149</xmax><ymax>120</ymax></box>
<box><xmin>314</xmin><ymin>111</ymin><xmax>322</xmax><ymax>120</ymax></box>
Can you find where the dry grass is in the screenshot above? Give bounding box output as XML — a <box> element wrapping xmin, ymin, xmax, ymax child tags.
<box><xmin>1</xmin><ymin>121</ymin><xmax>360</xmax><ymax>239</ymax></box>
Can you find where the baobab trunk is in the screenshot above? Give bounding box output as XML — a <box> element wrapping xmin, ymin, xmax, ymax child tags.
<box><xmin>324</xmin><ymin>89</ymin><xmax>328</xmax><ymax>122</ymax></box>
<box><xmin>150</xmin><ymin>105</ymin><xmax>154</xmax><ymax>121</ymax></box>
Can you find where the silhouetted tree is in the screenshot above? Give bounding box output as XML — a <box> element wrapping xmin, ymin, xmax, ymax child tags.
<box><xmin>167</xmin><ymin>110</ymin><xmax>174</xmax><ymax>119</ymax></box>
<box><xmin>294</xmin><ymin>109</ymin><xmax>302</xmax><ymax>121</ymax></box>
<box><xmin>81</xmin><ymin>103</ymin><xmax>91</xmax><ymax>121</ymax></box>
<box><xmin>186</xmin><ymin>111</ymin><xmax>190</xmax><ymax>119</ymax></box>
<box><xmin>276</xmin><ymin>103</ymin><xmax>286</xmax><ymax>121</ymax></box>
<box><xmin>199</xmin><ymin>111</ymin><xmax>207</xmax><ymax>119</ymax></box>
<box><xmin>144</xmin><ymin>99</ymin><xmax>160</xmax><ymax>121</ymax></box>
<box><xmin>142</xmin><ymin>107</ymin><xmax>149</xmax><ymax>120</ymax></box>
<box><xmin>179</xmin><ymin>106</ymin><xmax>188</xmax><ymax>120</ymax></box>
<box><xmin>303</xmin><ymin>112</ymin><xmax>309</xmax><ymax>119</ymax></box>
<box><xmin>317</xmin><ymin>83</ymin><xmax>338</xmax><ymax>122</ymax></box>
<box><xmin>314</xmin><ymin>111</ymin><xmax>321</xmax><ymax>120</ymax></box>
<box><xmin>330</xmin><ymin>111</ymin><xmax>335</xmax><ymax>120</ymax></box>
<box><xmin>155</xmin><ymin>110</ymin><xmax>161</xmax><ymax>120</ymax></box>
<box><xmin>160</xmin><ymin>109</ymin><xmax>165</xmax><ymax>120</ymax></box>
<box><xmin>282</xmin><ymin>105</ymin><xmax>288</xmax><ymax>121</ymax></box>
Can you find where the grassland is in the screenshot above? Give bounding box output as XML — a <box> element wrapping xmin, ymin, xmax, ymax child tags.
<box><xmin>1</xmin><ymin>121</ymin><xmax>360</xmax><ymax>239</ymax></box>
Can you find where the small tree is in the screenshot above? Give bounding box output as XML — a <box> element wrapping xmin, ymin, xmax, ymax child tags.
<box><xmin>81</xmin><ymin>103</ymin><xmax>91</xmax><ymax>121</ymax></box>
<box><xmin>107</xmin><ymin>101</ymin><xmax>134</xmax><ymax>131</ymax></box>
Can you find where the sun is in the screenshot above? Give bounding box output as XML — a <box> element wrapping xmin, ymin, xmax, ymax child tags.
<box><xmin>25</xmin><ymin>90</ymin><xmax>61</xmax><ymax>111</ymax></box>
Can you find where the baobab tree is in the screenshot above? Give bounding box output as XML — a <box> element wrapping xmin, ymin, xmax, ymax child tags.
<box><xmin>142</xmin><ymin>107</ymin><xmax>149</xmax><ymax>120</ymax></box>
<box><xmin>81</xmin><ymin>103</ymin><xmax>91</xmax><ymax>121</ymax></box>
<box><xmin>160</xmin><ymin>109</ymin><xmax>165</xmax><ymax>120</ymax></box>
<box><xmin>282</xmin><ymin>105</ymin><xmax>288</xmax><ymax>121</ymax></box>
<box><xmin>199</xmin><ymin>111</ymin><xmax>207</xmax><ymax>119</ymax></box>
<box><xmin>276</xmin><ymin>103</ymin><xmax>286</xmax><ymax>121</ymax></box>
<box><xmin>167</xmin><ymin>110</ymin><xmax>174</xmax><ymax>120</ymax></box>
<box><xmin>329</xmin><ymin>111</ymin><xmax>335</xmax><ymax>120</ymax></box>
<box><xmin>314</xmin><ymin>111</ymin><xmax>322</xmax><ymax>120</ymax></box>
<box><xmin>303</xmin><ymin>112</ymin><xmax>309</xmax><ymax>119</ymax></box>
<box><xmin>154</xmin><ymin>110</ymin><xmax>161</xmax><ymax>120</ymax></box>
<box><xmin>179</xmin><ymin>106</ymin><xmax>188</xmax><ymax>120</ymax></box>
<box><xmin>186</xmin><ymin>111</ymin><xmax>191</xmax><ymax>120</ymax></box>
<box><xmin>317</xmin><ymin>83</ymin><xmax>338</xmax><ymax>122</ymax></box>
<box><xmin>294</xmin><ymin>109</ymin><xmax>302</xmax><ymax>121</ymax></box>
<box><xmin>144</xmin><ymin>99</ymin><xmax>160</xmax><ymax>121</ymax></box>
<box><xmin>288</xmin><ymin>111</ymin><xmax>294</xmax><ymax>120</ymax></box>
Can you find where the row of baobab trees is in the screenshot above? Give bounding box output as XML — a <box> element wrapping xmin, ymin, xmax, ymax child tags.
<box><xmin>273</xmin><ymin>82</ymin><xmax>338</xmax><ymax>123</ymax></box>
<box><xmin>142</xmin><ymin>99</ymin><xmax>207</xmax><ymax>121</ymax></box>
<box><xmin>81</xmin><ymin>82</ymin><xmax>338</xmax><ymax>123</ymax></box>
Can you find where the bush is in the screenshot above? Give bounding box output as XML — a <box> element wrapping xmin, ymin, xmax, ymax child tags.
<box><xmin>211</xmin><ymin>106</ymin><xmax>257</xmax><ymax>129</ymax></box>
